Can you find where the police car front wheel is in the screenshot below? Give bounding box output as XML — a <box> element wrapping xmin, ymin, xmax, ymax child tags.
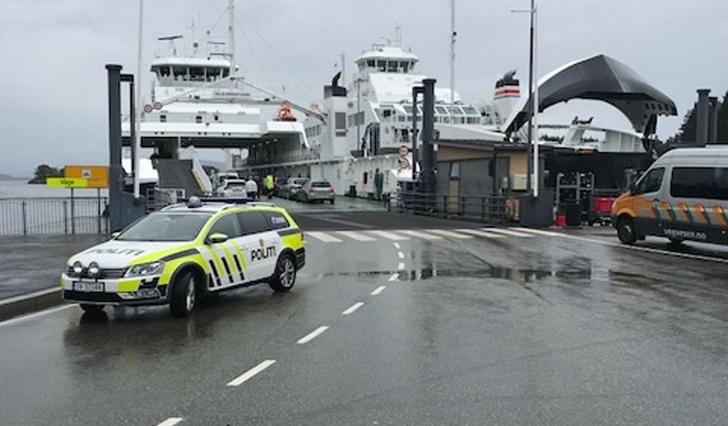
<box><xmin>269</xmin><ymin>254</ymin><xmax>296</xmax><ymax>292</ymax></box>
<box><xmin>170</xmin><ymin>271</ymin><xmax>197</xmax><ymax>317</ymax></box>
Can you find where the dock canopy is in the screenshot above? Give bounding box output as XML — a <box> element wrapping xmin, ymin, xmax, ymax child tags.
<box><xmin>504</xmin><ymin>55</ymin><xmax>678</xmax><ymax>136</ymax></box>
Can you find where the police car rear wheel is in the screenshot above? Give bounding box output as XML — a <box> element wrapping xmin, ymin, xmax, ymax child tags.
<box><xmin>269</xmin><ymin>254</ymin><xmax>296</xmax><ymax>292</ymax></box>
<box><xmin>80</xmin><ymin>304</ymin><xmax>104</xmax><ymax>314</ymax></box>
<box><xmin>170</xmin><ymin>272</ymin><xmax>196</xmax><ymax>317</ymax></box>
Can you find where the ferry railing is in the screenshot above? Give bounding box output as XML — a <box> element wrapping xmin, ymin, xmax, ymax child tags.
<box><xmin>0</xmin><ymin>197</ymin><xmax>109</xmax><ymax>236</ymax></box>
<box><xmin>386</xmin><ymin>191</ymin><xmax>509</xmax><ymax>224</ymax></box>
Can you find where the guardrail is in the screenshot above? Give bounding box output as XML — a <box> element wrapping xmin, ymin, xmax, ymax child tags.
<box><xmin>0</xmin><ymin>197</ymin><xmax>109</xmax><ymax>236</ymax></box>
<box><xmin>387</xmin><ymin>192</ymin><xmax>509</xmax><ymax>224</ymax></box>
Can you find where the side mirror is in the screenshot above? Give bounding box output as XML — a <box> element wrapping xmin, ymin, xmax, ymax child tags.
<box><xmin>207</xmin><ymin>233</ymin><xmax>229</xmax><ymax>244</ymax></box>
<box><xmin>111</xmin><ymin>231</ymin><xmax>121</xmax><ymax>239</ymax></box>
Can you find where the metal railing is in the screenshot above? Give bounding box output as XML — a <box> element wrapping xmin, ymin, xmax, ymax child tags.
<box><xmin>387</xmin><ymin>191</ymin><xmax>510</xmax><ymax>224</ymax></box>
<box><xmin>0</xmin><ymin>197</ymin><xmax>109</xmax><ymax>236</ymax></box>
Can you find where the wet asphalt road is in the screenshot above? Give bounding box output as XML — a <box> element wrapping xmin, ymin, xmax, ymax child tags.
<box><xmin>3</xmin><ymin>213</ymin><xmax>728</xmax><ymax>425</ymax></box>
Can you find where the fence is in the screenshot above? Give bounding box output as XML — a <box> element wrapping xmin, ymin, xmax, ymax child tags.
<box><xmin>387</xmin><ymin>192</ymin><xmax>509</xmax><ymax>224</ymax></box>
<box><xmin>0</xmin><ymin>197</ymin><xmax>109</xmax><ymax>236</ymax></box>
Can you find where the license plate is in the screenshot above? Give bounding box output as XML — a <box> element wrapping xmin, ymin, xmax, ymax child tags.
<box><xmin>73</xmin><ymin>281</ymin><xmax>105</xmax><ymax>292</ymax></box>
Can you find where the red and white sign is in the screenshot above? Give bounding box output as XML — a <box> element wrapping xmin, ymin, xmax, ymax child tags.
<box><xmin>153</xmin><ymin>101</ymin><xmax>163</xmax><ymax>110</ymax></box>
<box><xmin>143</xmin><ymin>104</ymin><xmax>153</xmax><ymax>114</ymax></box>
<box><xmin>398</xmin><ymin>145</ymin><xmax>409</xmax><ymax>157</ymax></box>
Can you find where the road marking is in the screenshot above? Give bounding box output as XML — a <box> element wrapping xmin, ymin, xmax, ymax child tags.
<box><xmin>484</xmin><ymin>228</ymin><xmax>534</xmax><ymax>237</ymax></box>
<box><xmin>456</xmin><ymin>228</ymin><xmax>505</xmax><ymax>239</ymax></box>
<box><xmin>156</xmin><ymin>418</ymin><xmax>184</xmax><ymax>426</ymax></box>
<box><xmin>306</xmin><ymin>232</ymin><xmax>343</xmax><ymax>243</ymax></box>
<box><xmin>388</xmin><ymin>273</ymin><xmax>400</xmax><ymax>281</ymax></box>
<box><xmin>397</xmin><ymin>262</ymin><xmax>406</xmax><ymax>270</ymax></box>
<box><xmin>397</xmin><ymin>251</ymin><xmax>405</xmax><ymax>259</ymax></box>
<box><xmin>367</xmin><ymin>230</ymin><xmax>410</xmax><ymax>241</ymax></box>
<box><xmin>342</xmin><ymin>302</ymin><xmax>364</xmax><ymax>315</ymax></box>
<box><xmin>426</xmin><ymin>229</ymin><xmax>473</xmax><ymax>239</ymax></box>
<box><xmin>393</xmin><ymin>242</ymin><xmax>401</xmax><ymax>249</ymax></box>
<box><xmin>0</xmin><ymin>304</ymin><xmax>76</xmax><ymax>329</ymax></box>
<box><xmin>336</xmin><ymin>230</ymin><xmax>376</xmax><ymax>242</ymax></box>
<box><xmin>511</xmin><ymin>227</ymin><xmax>563</xmax><ymax>237</ymax></box>
<box><xmin>0</xmin><ymin>287</ymin><xmax>61</xmax><ymax>306</ymax></box>
<box><xmin>397</xmin><ymin>229</ymin><xmax>443</xmax><ymax>240</ymax></box>
<box><xmin>227</xmin><ymin>360</ymin><xmax>276</xmax><ymax>386</ymax></box>
<box><xmin>297</xmin><ymin>326</ymin><xmax>330</xmax><ymax>344</ymax></box>
<box><xmin>371</xmin><ymin>285</ymin><xmax>386</xmax><ymax>295</ymax></box>
<box><xmin>556</xmin><ymin>233</ymin><xmax>728</xmax><ymax>264</ymax></box>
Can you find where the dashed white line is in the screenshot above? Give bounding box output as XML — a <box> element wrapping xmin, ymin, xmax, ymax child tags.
<box><xmin>393</xmin><ymin>242</ymin><xmax>401</xmax><ymax>249</ymax></box>
<box><xmin>511</xmin><ymin>227</ymin><xmax>563</xmax><ymax>237</ymax></box>
<box><xmin>371</xmin><ymin>285</ymin><xmax>386</xmax><ymax>295</ymax></box>
<box><xmin>342</xmin><ymin>302</ymin><xmax>364</xmax><ymax>315</ymax></box>
<box><xmin>0</xmin><ymin>287</ymin><xmax>61</xmax><ymax>306</ymax></box>
<box><xmin>367</xmin><ymin>230</ymin><xmax>409</xmax><ymax>241</ymax></box>
<box><xmin>485</xmin><ymin>228</ymin><xmax>533</xmax><ymax>238</ymax></box>
<box><xmin>0</xmin><ymin>304</ymin><xmax>76</xmax><ymax>329</ymax></box>
<box><xmin>397</xmin><ymin>262</ymin><xmax>406</xmax><ymax>270</ymax></box>
<box><xmin>426</xmin><ymin>229</ymin><xmax>473</xmax><ymax>239</ymax></box>
<box><xmin>388</xmin><ymin>273</ymin><xmax>400</xmax><ymax>282</ymax></box>
<box><xmin>397</xmin><ymin>229</ymin><xmax>443</xmax><ymax>240</ymax></box>
<box><xmin>306</xmin><ymin>231</ymin><xmax>343</xmax><ymax>243</ymax></box>
<box><xmin>156</xmin><ymin>417</ymin><xmax>184</xmax><ymax>426</ymax></box>
<box><xmin>336</xmin><ymin>230</ymin><xmax>376</xmax><ymax>242</ymax></box>
<box><xmin>397</xmin><ymin>251</ymin><xmax>405</xmax><ymax>259</ymax></box>
<box><xmin>456</xmin><ymin>228</ymin><xmax>505</xmax><ymax>239</ymax></box>
<box><xmin>297</xmin><ymin>326</ymin><xmax>330</xmax><ymax>344</ymax></box>
<box><xmin>227</xmin><ymin>359</ymin><xmax>277</xmax><ymax>386</ymax></box>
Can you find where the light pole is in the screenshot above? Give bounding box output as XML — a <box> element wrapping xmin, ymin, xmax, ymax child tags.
<box><xmin>512</xmin><ymin>0</ymin><xmax>539</xmax><ymax>198</ymax></box>
<box><xmin>133</xmin><ymin>0</ymin><xmax>144</xmax><ymax>199</ymax></box>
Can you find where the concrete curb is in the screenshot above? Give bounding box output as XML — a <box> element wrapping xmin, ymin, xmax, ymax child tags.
<box><xmin>0</xmin><ymin>288</ymin><xmax>64</xmax><ymax>322</ymax></box>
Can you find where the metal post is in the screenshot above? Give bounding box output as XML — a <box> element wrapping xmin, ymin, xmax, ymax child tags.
<box><xmin>70</xmin><ymin>188</ymin><xmax>76</xmax><ymax>235</ymax></box>
<box><xmin>421</xmin><ymin>79</ymin><xmax>437</xmax><ymax>196</ymax></box>
<box><xmin>709</xmin><ymin>96</ymin><xmax>719</xmax><ymax>144</ymax></box>
<box><xmin>532</xmin><ymin>1</ymin><xmax>540</xmax><ymax>198</ymax></box>
<box><xmin>411</xmin><ymin>86</ymin><xmax>424</xmax><ymax>178</ymax></box>
<box><xmin>525</xmin><ymin>0</ymin><xmax>535</xmax><ymax>194</ymax></box>
<box><xmin>129</xmin><ymin>77</ymin><xmax>136</xmax><ymax>180</ymax></box>
<box><xmin>21</xmin><ymin>200</ymin><xmax>27</xmax><ymax>236</ymax></box>
<box><xmin>106</xmin><ymin>64</ymin><xmax>123</xmax><ymax>231</ymax></box>
<box><xmin>97</xmin><ymin>188</ymin><xmax>102</xmax><ymax>235</ymax></box>
<box><xmin>696</xmin><ymin>89</ymin><xmax>710</xmax><ymax>146</ymax></box>
<box><xmin>134</xmin><ymin>0</ymin><xmax>144</xmax><ymax>199</ymax></box>
<box><xmin>63</xmin><ymin>199</ymin><xmax>68</xmax><ymax>234</ymax></box>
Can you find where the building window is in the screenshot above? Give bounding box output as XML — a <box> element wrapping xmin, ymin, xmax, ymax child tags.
<box><xmin>450</xmin><ymin>162</ymin><xmax>461</xmax><ymax>179</ymax></box>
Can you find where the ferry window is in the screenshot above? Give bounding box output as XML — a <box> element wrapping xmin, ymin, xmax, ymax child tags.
<box><xmin>410</xmin><ymin>61</ymin><xmax>416</xmax><ymax>71</ymax></box>
<box><xmin>387</xmin><ymin>61</ymin><xmax>399</xmax><ymax>72</ymax></box>
<box><xmin>335</xmin><ymin>112</ymin><xmax>346</xmax><ymax>130</ymax></box>
<box><xmin>367</xmin><ymin>60</ymin><xmax>375</xmax><ymax>68</ymax></box>
<box><xmin>172</xmin><ymin>66</ymin><xmax>188</xmax><ymax>81</ymax></box>
<box><xmin>403</xmin><ymin>105</ymin><xmax>413</xmax><ymax>115</ymax></box>
<box><xmin>222</xmin><ymin>68</ymin><xmax>230</xmax><ymax>78</ymax></box>
<box><xmin>634</xmin><ymin>167</ymin><xmax>664</xmax><ymax>194</ymax></box>
<box><xmin>435</xmin><ymin>106</ymin><xmax>448</xmax><ymax>115</ymax></box>
<box><xmin>671</xmin><ymin>167</ymin><xmax>728</xmax><ymax>200</ymax></box>
<box><xmin>160</xmin><ymin>115</ymin><xmax>167</xmax><ymax>123</ymax></box>
<box><xmin>189</xmin><ymin>67</ymin><xmax>204</xmax><ymax>81</ymax></box>
<box><xmin>195</xmin><ymin>115</ymin><xmax>202</xmax><ymax>124</ymax></box>
<box><xmin>156</xmin><ymin>66</ymin><xmax>170</xmax><ymax>78</ymax></box>
<box><xmin>401</xmin><ymin>61</ymin><xmax>409</xmax><ymax>73</ymax></box>
<box><xmin>377</xmin><ymin>60</ymin><xmax>386</xmax><ymax>72</ymax></box>
<box><xmin>462</xmin><ymin>106</ymin><xmax>479</xmax><ymax>115</ymax></box>
<box><xmin>207</xmin><ymin>67</ymin><xmax>221</xmax><ymax>81</ymax></box>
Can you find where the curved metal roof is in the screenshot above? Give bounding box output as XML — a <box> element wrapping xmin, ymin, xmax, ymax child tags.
<box><xmin>503</xmin><ymin>55</ymin><xmax>678</xmax><ymax>135</ymax></box>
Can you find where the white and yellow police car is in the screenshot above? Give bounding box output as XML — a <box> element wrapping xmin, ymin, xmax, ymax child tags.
<box><xmin>61</xmin><ymin>198</ymin><xmax>305</xmax><ymax>317</ymax></box>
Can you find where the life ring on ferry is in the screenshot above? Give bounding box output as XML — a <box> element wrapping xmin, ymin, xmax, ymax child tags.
<box><xmin>276</xmin><ymin>104</ymin><xmax>297</xmax><ymax>122</ymax></box>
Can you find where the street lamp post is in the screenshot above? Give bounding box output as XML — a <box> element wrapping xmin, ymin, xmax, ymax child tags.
<box><xmin>133</xmin><ymin>0</ymin><xmax>144</xmax><ymax>199</ymax></box>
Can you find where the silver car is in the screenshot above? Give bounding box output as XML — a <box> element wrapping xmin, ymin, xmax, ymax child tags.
<box><xmin>298</xmin><ymin>180</ymin><xmax>335</xmax><ymax>204</ymax></box>
<box><xmin>280</xmin><ymin>178</ymin><xmax>309</xmax><ymax>200</ymax></box>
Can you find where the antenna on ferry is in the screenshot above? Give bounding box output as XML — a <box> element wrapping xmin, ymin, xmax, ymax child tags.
<box><xmin>227</xmin><ymin>0</ymin><xmax>236</xmax><ymax>76</ymax></box>
<box><xmin>450</xmin><ymin>0</ymin><xmax>456</xmax><ymax>105</ymax></box>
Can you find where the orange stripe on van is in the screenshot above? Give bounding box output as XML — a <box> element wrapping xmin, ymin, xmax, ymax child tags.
<box><xmin>713</xmin><ymin>206</ymin><xmax>728</xmax><ymax>227</ymax></box>
<box><xmin>693</xmin><ymin>204</ymin><xmax>708</xmax><ymax>225</ymax></box>
<box><xmin>677</xmin><ymin>203</ymin><xmax>691</xmax><ymax>223</ymax></box>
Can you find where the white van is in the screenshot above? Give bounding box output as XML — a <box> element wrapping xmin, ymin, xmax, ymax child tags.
<box><xmin>611</xmin><ymin>147</ymin><xmax>728</xmax><ymax>245</ymax></box>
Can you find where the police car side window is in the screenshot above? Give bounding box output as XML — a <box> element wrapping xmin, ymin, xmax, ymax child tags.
<box><xmin>262</xmin><ymin>211</ymin><xmax>290</xmax><ymax>230</ymax></box>
<box><xmin>237</xmin><ymin>211</ymin><xmax>270</xmax><ymax>235</ymax></box>
<box><xmin>208</xmin><ymin>214</ymin><xmax>241</xmax><ymax>238</ymax></box>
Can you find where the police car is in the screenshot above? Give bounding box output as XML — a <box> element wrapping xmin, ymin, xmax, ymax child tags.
<box><xmin>61</xmin><ymin>198</ymin><xmax>305</xmax><ymax>317</ymax></box>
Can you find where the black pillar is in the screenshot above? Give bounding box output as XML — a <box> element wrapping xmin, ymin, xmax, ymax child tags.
<box><xmin>420</xmin><ymin>78</ymin><xmax>436</xmax><ymax>195</ymax></box>
<box><xmin>709</xmin><ymin>96</ymin><xmax>719</xmax><ymax>144</ymax></box>
<box><xmin>411</xmin><ymin>86</ymin><xmax>424</xmax><ymax>178</ymax></box>
<box><xmin>696</xmin><ymin>89</ymin><xmax>710</xmax><ymax>146</ymax></box>
<box><xmin>106</xmin><ymin>64</ymin><xmax>123</xmax><ymax>231</ymax></box>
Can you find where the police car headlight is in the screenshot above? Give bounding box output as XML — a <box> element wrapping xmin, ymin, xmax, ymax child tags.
<box><xmin>87</xmin><ymin>262</ymin><xmax>100</xmax><ymax>277</ymax></box>
<box><xmin>72</xmin><ymin>261</ymin><xmax>84</xmax><ymax>276</ymax></box>
<box><xmin>125</xmin><ymin>261</ymin><xmax>165</xmax><ymax>277</ymax></box>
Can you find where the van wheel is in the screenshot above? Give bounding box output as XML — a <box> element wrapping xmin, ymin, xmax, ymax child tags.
<box><xmin>617</xmin><ymin>216</ymin><xmax>637</xmax><ymax>245</ymax></box>
<box><xmin>269</xmin><ymin>253</ymin><xmax>296</xmax><ymax>292</ymax></box>
<box><xmin>170</xmin><ymin>271</ymin><xmax>197</xmax><ymax>317</ymax></box>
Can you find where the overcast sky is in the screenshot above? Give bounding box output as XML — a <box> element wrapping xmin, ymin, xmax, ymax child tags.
<box><xmin>1</xmin><ymin>0</ymin><xmax>726</xmax><ymax>176</ymax></box>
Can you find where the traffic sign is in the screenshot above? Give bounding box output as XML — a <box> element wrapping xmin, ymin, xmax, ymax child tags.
<box><xmin>153</xmin><ymin>101</ymin><xmax>163</xmax><ymax>110</ymax></box>
<box><xmin>398</xmin><ymin>145</ymin><xmax>409</xmax><ymax>157</ymax></box>
<box><xmin>47</xmin><ymin>177</ymin><xmax>88</xmax><ymax>188</ymax></box>
<box><xmin>64</xmin><ymin>165</ymin><xmax>108</xmax><ymax>188</ymax></box>
<box><xmin>143</xmin><ymin>104</ymin><xmax>153</xmax><ymax>114</ymax></box>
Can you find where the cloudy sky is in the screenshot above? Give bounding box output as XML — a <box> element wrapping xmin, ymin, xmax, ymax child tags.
<box><xmin>1</xmin><ymin>0</ymin><xmax>726</xmax><ymax>176</ymax></box>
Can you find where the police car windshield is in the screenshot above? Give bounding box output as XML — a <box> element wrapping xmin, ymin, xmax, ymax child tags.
<box><xmin>116</xmin><ymin>213</ymin><xmax>212</xmax><ymax>242</ymax></box>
